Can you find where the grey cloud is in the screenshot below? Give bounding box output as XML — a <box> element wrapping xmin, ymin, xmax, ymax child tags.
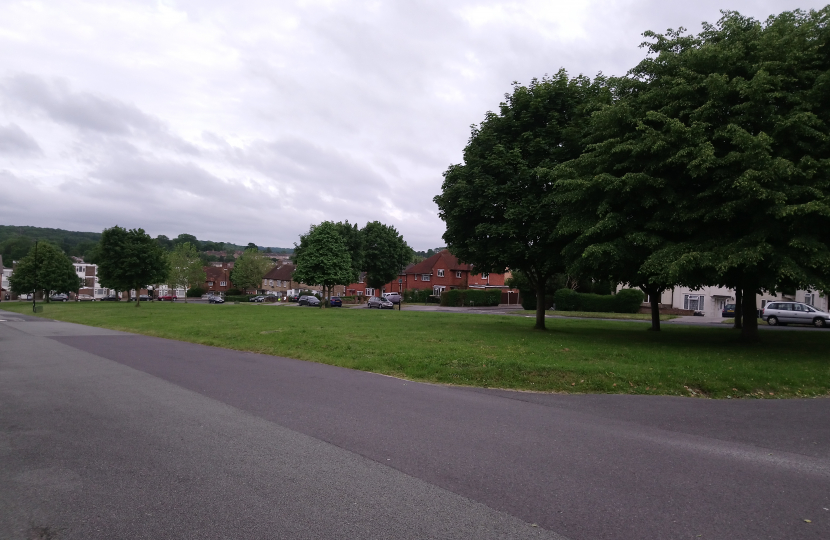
<box><xmin>0</xmin><ymin>123</ymin><xmax>41</xmax><ymax>155</ymax></box>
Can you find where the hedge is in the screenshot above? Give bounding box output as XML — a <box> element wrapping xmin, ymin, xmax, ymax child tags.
<box><xmin>187</xmin><ymin>287</ymin><xmax>205</xmax><ymax>298</ymax></box>
<box><xmin>223</xmin><ymin>295</ymin><xmax>257</xmax><ymax>302</ymax></box>
<box><xmin>403</xmin><ymin>289</ymin><xmax>432</xmax><ymax>303</ymax></box>
<box><xmin>440</xmin><ymin>289</ymin><xmax>501</xmax><ymax>307</ymax></box>
<box><xmin>552</xmin><ymin>288</ymin><xmax>644</xmax><ymax>313</ymax></box>
<box><xmin>521</xmin><ymin>292</ymin><xmax>555</xmax><ymax>311</ymax></box>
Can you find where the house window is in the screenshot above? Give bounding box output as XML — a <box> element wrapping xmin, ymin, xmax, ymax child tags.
<box><xmin>456</xmin><ymin>271</ymin><xmax>462</xmax><ymax>278</ymax></box>
<box><xmin>482</xmin><ymin>273</ymin><xmax>489</xmax><ymax>279</ymax></box>
<box><xmin>414</xmin><ymin>275</ymin><xmax>418</xmax><ymax>281</ymax></box>
<box><xmin>359</xmin><ymin>275</ymin><xmax>364</xmax><ymax>284</ymax></box>
<box><xmin>805</xmin><ymin>293</ymin><xmax>815</xmax><ymax>306</ymax></box>
<box><xmin>220</xmin><ymin>281</ymin><xmax>227</xmax><ymax>287</ymax></box>
<box><xmin>683</xmin><ymin>294</ymin><xmax>705</xmax><ymax>310</ymax></box>
<box><xmin>398</xmin><ymin>278</ymin><xmax>402</xmax><ymax>283</ymax></box>
<box><xmin>269</xmin><ymin>280</ymin><xmax>273</xmax><ymax>286</ymax></box>
<box><xmin>437</xmin><ymin>269</ymin><xmax>445</xmax><ymax>277</ymax></box>
<box><xmin>208</xmin><ymin>281</ymin><xmax>214</xmax><ymax>286</ymax></box>
<box><xmin>433</xmin><ymin>285</ymin><xmax>446</xmax><ymax>295</ymax></box>
<box><xmin>365</xmin><ymin>288</ymin><xmax>374</xmax><ymax>297</ymax></box>
<box><xmin>422</xmin><ymin>274</ymin><xmax>430</xmax><ymax>282</ymax></box>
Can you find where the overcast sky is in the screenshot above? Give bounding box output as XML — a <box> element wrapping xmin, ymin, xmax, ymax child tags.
<box><xmin>0</xmin><ymin>0</ymin><xmax>824</xmax><ymax>250</ymax></box>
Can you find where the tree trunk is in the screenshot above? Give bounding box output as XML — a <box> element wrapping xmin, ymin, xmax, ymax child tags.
<box><xmin>135</xmin><ymin>287</ymin><xmax>141</xmax><ymax>307</ymax></box>
<box><xmin>733</xmin><ymin>287</ymin><xmax>743</xmax><ymax>329</ymax></box>
<box><xmin>184</xmin><ymin>286</ymin><xmax>188</xmax><ymax>303</ymax></box>
<box><xmin>741</xmin><ymin>286</ymin><xmax>759</xmax><ymax>341</ymax></box>
<box><xmin>647</xmin><ymin>287</ymin><xmax>661</xmax><ymax>331</ymax></box>
<box><xmin>535</xmin><ymin>279</ymin><xmax>547</xmax><ymax>331</ymax></box>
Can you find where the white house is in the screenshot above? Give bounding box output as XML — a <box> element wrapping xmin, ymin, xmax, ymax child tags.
<box><xmin>638</xmin><ymin>285</ymin><xmax>827</xmax><ymax>315</ymax></box>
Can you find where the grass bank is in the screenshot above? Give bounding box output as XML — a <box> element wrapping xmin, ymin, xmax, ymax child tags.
<box><xmin>3</xmin><ymin>302</ymin><xmax>827</xmax><ymax>399</ymax></box>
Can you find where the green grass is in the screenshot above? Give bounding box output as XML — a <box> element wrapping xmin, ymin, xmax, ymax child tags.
<box><xmin>3</xmin><ymin>301</ymin><xmax>828</xmax><ymax>399</ymax></box>
<box><xmin>722</xmin><ymin>318</ymin><xmax>766</xmax><ymax>325</ymax></box>
<box><xmin>520</xmin><ymin>310</ymin><xmax>678</xmax><ymax>321</ymax></box>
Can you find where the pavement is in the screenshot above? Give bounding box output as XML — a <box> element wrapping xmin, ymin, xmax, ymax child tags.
<box><xmin>1</xmin><ymin>309</ymin><xmax>829</xmax><ymax>539</ymax></box>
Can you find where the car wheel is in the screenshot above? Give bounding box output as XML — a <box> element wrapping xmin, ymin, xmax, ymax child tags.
<box><xmin>813</xmin><ymin>317</ymin><xmax>826</xmax><ymax>328</ymax></box>
<box><xmin>767</xmin><ymin>316</ymin><xmax>779</xmax><ymax>326</ymax></box>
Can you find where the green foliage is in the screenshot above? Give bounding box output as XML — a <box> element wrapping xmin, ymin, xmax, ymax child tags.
<box><xmin>439</xmin><ymin>289</ymin><xmax>501</xmax><ymax>307</ymax></box>
<box><xmin>225</xmin><ymin>288</ymin><xmax>242</xmax><ymax>295</ymax></box>
<box><xmin>553</xmin><ymin>288</ymin><xmax>644</xmax><ymax>313</ymax></box>
<box><xmin>435</xmin><ymin>70</ymin><xmax>611</xmax><ymax>329</ymax></box>
<box><xmin>1</xmin><ymin>235</ymin><xmax>34</xmax><ymax>265</ymax></box>
<box><xmin>402</xmin><ymin>289</ymin><xmax>432</xmax><ymax>303</ymax></box>
<box><xmin>166</xmin><ymin>242</ymin><xmax>205</xmax><ymax>302</ymax></box>
<box><xmin>8</xmin><ymin>242</ymin><xmax>82</xmax><ymax>297</ymax></box>
<box><xmin>186</xmin><ymin>286</ymin><xmax>205</xmax><ymax>297</ymax></box>
<box><xmin>293</xmin><ymin>222</ymin><xmax>354</xmax><ymax>297</ymax></box>
<box><xmin>230</xmin><ymin>248</ymin><xmax>273</xmax><ymax>291</ymax></box>
<box><xmin>362</xmin><ymin>221</ymin><xmax>411</xmax><ymax>290</ymax></box>
<box><xmin>97</xmin><ymin>226</ymin><xmax>170</xmax><ymax>303</ymax></box>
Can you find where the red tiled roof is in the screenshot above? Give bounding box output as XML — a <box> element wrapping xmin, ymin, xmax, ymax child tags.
<box><xmin>406</xmin><ymin>250</ymin><xmax>470</xmax><ymax>274</ymax></box>
<box><xmin>263</xmin><ymin>263</ymin><xmax>295</xmax><ymax>281</ymax></box>
<box><xmin>204</xmin><ymin>266</ymin><xmax>229</xmax><ymax>280</ymax></box>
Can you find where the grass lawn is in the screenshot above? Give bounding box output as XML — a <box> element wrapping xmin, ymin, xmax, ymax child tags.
<box><xmin>519</xmin><ymin>310</ymin><xmax>678</xmax><ymax>321</ymax></box>
<box><xmin>3</xmin><ymin>301</ymin><xmax>828</xmax><ymax>399</ymax></box>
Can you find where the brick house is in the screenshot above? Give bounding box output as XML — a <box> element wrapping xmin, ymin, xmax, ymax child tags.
<box><xmin>204</xmin><ymin>264</ymin><xmax>233</xmax><ymax>294</ymax></box>
<box><xmin>260</xmin><ymin>263</ymin><xmax>335</xmax><ymax>298</ymax></box>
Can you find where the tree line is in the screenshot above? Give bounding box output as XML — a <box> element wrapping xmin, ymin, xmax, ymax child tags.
<box><xmin>435</xmin><ymin>8</ymin><xmax>830</xmax><ymax>340</ymax></box>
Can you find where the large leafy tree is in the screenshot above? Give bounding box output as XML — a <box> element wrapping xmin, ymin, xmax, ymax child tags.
<box><xmin>435</xmin><ymin>70</ymin><xmax>611</xmax><ymax>329</ymax></box>
<box><xmin>586</xmin><ymin>8</ymin><xmax>830</xmax><ymax>341</ymax></box>
<box><xmin>293</xmin><ymin>221</ymin><xmax>354</xmax><ymax>304</ymax></box>
<box><xmin>230</xmin><ymin>248</ymin><xmax>273</xmax><ymax>292</ymax></box>
<box><xmin>166</xmin><ymin>242</ymin><xmax>206</xmax><ymax>303</ymax></box>
<box><xmin>9</xmin><ymin>242</ymin><xmax>82</xmax><ymax>301</ymax></box>
<box><xmin>97</xmin><ymin>226</ymin><xmax>170</xmax><ymax>306</ymax></box>
<box><xmin>361</xmin><ymin>221</ymin><xmax>411</xmax><ymax>293</ymax></box>
<box><xmin>294</xmin><ymin>220</ymin><xmax>364</xmax><ymax>285</ymax></box>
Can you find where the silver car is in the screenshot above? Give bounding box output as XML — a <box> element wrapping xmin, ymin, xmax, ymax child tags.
<box><xmin>762</xmin><ymin>302</ymin><xmax>830</xmax><ymax>328</ymax></box>
<box><xmin>367</xmin><ymin>296</ymin><xmax>393</xmax><ymax>309</ymax></box>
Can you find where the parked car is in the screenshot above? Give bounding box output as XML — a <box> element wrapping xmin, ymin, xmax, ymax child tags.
<box><xmin>367</xmin><ymin>296</ymin><xmax>393</xmax><ymax>309</ymax></box>
<box><xmin>299</xmin><ymin>295</ymin><xmax>320</xmax><ymax>306</ymax></box>
<box><xmin>208</xmin><ymin>295</ymin><xmax>225</xmax><ymax>304</ymax></box>
<box><xmin>158</xmin><ymin>294</ymin><xmax>177</xmax><ymax>301</ymax></box>
<box><xmin>330</xmin><ymin>296</ymin><xmax>343</xmax><ymax>307</ymax></box>
<box><xmin>49</xmin><ymin>293</ymin><xmax>69</xmax><ymax>302</ymax></box>
<box><xmin>288</xmin><ymin>294</ymin><xmax>300</xmax><ymax>302</ymax></box>
<box><xmin>762</xmin><ymin>301</ymin><xmax>830</xmax><ymax>328</ymax></box>
<box><xmin>305</xmin><ymin>296</ymin><xmax>321</xmax><ymax>307</ymax></box>
<box><xmin>100</xmin><ymin>295</ymin><xmax>120</xmax><ymax>301</ymax></box>
<box><xmin>128</xmin><ymin>294</ymin><xmax>151</xmax><ymax>301</ymax></box>
<box><xmin>721</xmin><ymin>303</ymin><xmax>735</xmax><ymax>317</ymax></box>
<box><xmin>249</xmin><ymin>296</ymin><xmax>265</xmax><ymax>303</ymax></box>
<box><xmin>77</xmin><ymin>294</ymin><xmax>94</xmax><ymax>301</ymax></box>
<box><xmin>383</xmin><ymin>293</ymin><xmax>402</xmax><ymax>305</ymax></box>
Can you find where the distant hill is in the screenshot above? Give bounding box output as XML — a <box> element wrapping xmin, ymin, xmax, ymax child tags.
<box><xmin>0</xmin><ymin>225</ymin><xmax>292</xmax><ymax>266</ymax></box>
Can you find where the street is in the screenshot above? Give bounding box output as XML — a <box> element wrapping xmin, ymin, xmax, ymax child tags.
<box><xmin>1</xmin><ymin>310</ymin><xmax>828</xmax><ymax>539</ymax></box>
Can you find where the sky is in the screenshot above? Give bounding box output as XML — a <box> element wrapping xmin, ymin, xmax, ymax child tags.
<box><xmin>0</xmin><ymin>0</ymin><xmax>825</xmax><ymax>250</ymax></box>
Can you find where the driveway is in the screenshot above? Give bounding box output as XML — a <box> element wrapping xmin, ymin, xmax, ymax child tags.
<box><xmin>1</xmin><ymin>310</ymin><xmax>827</xmax><ymax>539</ymax></box>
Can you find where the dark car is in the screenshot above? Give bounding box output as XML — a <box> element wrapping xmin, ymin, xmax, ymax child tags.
<box><xmin>49</xmin><ymin>293</ymin><xmax>69</xmax><ymax>302</ymax></box>
<box><xmin>330</xmin><ymin>296</ymin><xmax>342</xmax><ymax>307</ymax></box>
<box><xmin>299</xmin><ymin>295</ymin><xmax>320</xmax><ymax>306</ymax></box>
<box><xmin>129</xmin><ymin>295</ymin><xmax>151</xmax><ymax>301</ymax></box>
<box><xmin>367</xmin><ymin>296</ymin><xmax>393</xmax><ymax>309</ymax></box>
<box><xmin>288</xmin><ymin>294</ymin><xmax>300</xmax><ymax>302</ymax></box>
<box><xmin>249</xmin><ymin>296</ymin><xmax>265</xmax><ymax>303</ymax></box>
<box><xmin>208</xmin><ymin>295</ymin><xmax>225</xmax><ymax>304</ymax></box>
<box><xmin>100</xmin><ymin>295</ymin><xmax>120</xmax><ymax>301</ymax></box>
<box><xmin>721</xmin><ymin>303</ymin><xmax>735</xmax><ymax>317</ymax></box>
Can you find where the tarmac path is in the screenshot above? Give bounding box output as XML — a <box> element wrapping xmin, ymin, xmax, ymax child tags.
<box><xmin>1</xmin><ymin>310</ymin><xmax>828</xmax><ymax>539</ymax></box>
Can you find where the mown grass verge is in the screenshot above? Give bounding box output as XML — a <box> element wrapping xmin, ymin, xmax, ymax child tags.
<box><xmin>2</xmin><ymin>302</ymin><xmax>828</xmax><ymax>399</ymax></box>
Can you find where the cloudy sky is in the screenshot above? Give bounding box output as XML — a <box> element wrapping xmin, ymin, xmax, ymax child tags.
<box><xmin>0</xmin><ymin>0</ymin><xmax>824</xmax><ymax>250</ymax></box>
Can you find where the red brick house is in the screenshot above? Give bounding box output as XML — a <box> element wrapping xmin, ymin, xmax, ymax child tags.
<box><xmin>204</xmin><ymin>264</ymin><xmax>234</xmax><ymax>294</ymax></box>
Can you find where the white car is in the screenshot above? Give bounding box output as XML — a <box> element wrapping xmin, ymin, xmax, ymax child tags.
<box><xmin>762</xmin><ymin>302</ymin><xmax>830</xmax><ymax>328</ymax></box>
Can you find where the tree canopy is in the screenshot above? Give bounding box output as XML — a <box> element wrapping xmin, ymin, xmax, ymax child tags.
<box><xmin>8</xmin><ymin>242</ymin><xmax>81</xmax><ymax>300</ymax></box>
<box><xmin>97</xmin><ymin>226</ymin><xmax>169</xmax><ymax>306</ymax></box>
<box><xmin>362</xmin><ymin>221</ymin><xmax>411</xmax><ymax>292</ymax></box>
<box><xmin>230</xmin><ymin>248</ymin><xmax>273</xmax><ymax>292</ymax></box>
<box><xmin>166</xmin><ymin>242</ymin><xmax>206</xmax><ymax>303</ymax></box>
<box><xmin>293</xmin><ymin>221</ymin><xmax>354</xmax><ymax>304</ymax></box>
<box><xmin>435</xmin><ymin>70</ymin><xmax>611</xmax><ymax>329</ymax></box>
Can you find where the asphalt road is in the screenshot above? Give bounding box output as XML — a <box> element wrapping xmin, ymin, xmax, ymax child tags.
<box><xmin>1</xmin><ymin>310</ymin><xmax>828</xmax><ymax>539</ymax></box>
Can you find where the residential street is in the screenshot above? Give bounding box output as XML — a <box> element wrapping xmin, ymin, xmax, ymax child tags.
<box><xmin>1</xmin><ymin>310</ymin><xmax>828</xmax><ymax>539</ymax></box>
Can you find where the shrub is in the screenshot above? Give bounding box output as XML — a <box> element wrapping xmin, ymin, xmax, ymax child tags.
<box><xmin>521</xmin><ymin>291</ymin><xmax>555</xmax><ymax>311</ymax></box>
<box><xmin>552</xmin><ymin>288</ymin><xmax>644</xmax><ymax>313</ymax></box>
<box><xmin>223</xmin><ymin>295</ymin><xmax>257</xmax><ymax>302</ymax></box>
<box><xmin>440</xmin><ymin>289</ymin><xmax>501</xmax><ymax>307</ymax></box>
<box><xmin>225</xmin><ymin>288</ymin><xmax>242</xmax><ymax>295</ymax></box>
<box><xmin>187</xmin><ymin>287</ymin><xmax>205</xmax><ymax>298</ymax></box>
<box><xmin>403</xmin><ymin>289</ymin><xmax>432</xmax><ymax>303</ymax></box>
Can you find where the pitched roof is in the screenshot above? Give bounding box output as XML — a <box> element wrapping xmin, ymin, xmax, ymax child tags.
<box><xmin>204</xmin><ymin>266</ymin><xmax>229</xmax><ymax>280</ymax></box>
<box><xmin>406</xmin><ymin>250</ymin><xmax>470</xmax><ymax>274</ymax></box>
<box><xmin>263</xmin><ymin>263</ymin><xmax>295</xmax><ymax>281</ymax></box>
